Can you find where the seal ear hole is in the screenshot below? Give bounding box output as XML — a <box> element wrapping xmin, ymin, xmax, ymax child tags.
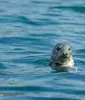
<box><xmin>57</xmin><ymin>47</ymin><xmax>61</xmax><ymax>51</ymax></box>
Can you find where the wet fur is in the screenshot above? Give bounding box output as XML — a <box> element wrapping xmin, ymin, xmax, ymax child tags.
<box><xmin>50</xmin><ymin>42</ymin><xmax>74</xmax><ymax>72</ymax></box>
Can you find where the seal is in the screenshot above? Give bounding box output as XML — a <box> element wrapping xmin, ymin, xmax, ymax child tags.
<box><xmin>49</xmin><ymin>42</ymin><xmax>74</xmax><ymax>72</ymax></box>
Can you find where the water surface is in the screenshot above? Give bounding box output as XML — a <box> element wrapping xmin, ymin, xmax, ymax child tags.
<box><xmin>0</xmin><ymin>0</ymin><xmax>85</xmax><ymax>99</ymax></box>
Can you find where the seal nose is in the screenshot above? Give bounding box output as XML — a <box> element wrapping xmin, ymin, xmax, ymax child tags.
<box><xmin>62</xmin><ymin>53</ymin><xmax>68</xmax><ymax>57</ymax></box>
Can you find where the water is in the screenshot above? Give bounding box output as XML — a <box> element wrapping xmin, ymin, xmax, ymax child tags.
<box><xmin>0</xmin><ymin>0</ymin><xmax>85</xmax><ymax>99</ymax></box>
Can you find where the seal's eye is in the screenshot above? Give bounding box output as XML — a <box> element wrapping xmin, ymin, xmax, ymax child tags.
<box><xmin>57</xmin><ymin>47</ymin><xmax>61</xmax><ymax>51</ymax></box>
<box><xmin>68</xmin><ymin>48</ymin><xmax>71</xmax><ymax>51</ymax></box>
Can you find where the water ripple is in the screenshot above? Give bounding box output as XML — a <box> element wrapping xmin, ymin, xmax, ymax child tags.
<box><xmin>50</xmin><ymin>6</ymin><xmax>85</xmax><ymax>13</ymax></box>
<box><xmin>0</xmin><ymin>0</ymin><xmax>85</xmax><ymax>99</ymax></box>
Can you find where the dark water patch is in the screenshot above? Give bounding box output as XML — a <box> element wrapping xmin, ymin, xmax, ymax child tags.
<box><xmin>74</xmin><ymin>58</ymin><xmax>85</xmax><ymax>65</ymax></box>
<box><xmin>0</xmin><ymin>15</ymin><xmax>57</xmax><ymax>26</ymax></box>
<box><xmin>74</xmin><ymin>54</ymin><xmax>85</xmax><ymax>59</ymax></box>
<box><xmin>43</xmin><ymin>13</ymin><xmax>61</xmax><ymax>17</ymax></box>
<box><xmin>32</xmin><ymin>1</ymin><xmax>60</xmax><ymax>5</ymax></box>
<box><xmin>0</xmin><ymin>36</ymin><xmax>52</xmax><ymax>47</ymax></box>
<box><xmin>75</xmin><ymin>49</ymin><xmax>85</xmax><ymax>54</ymax></box>
<box><xmin>74</xmin><ymin>49</ymin><xmax>85</xmax><ymax>61</ymax></box>
<box><xmin>0</xmin><ymin>0</ymin><xmax>9</xmax><ymax>4</ymax></box>
<box><xmin>0</xmin><ymin>86</ymin><xmax>57</xmax><ymax>92</ymax></box>
<box><xmin>58</xmin><ymin>22</ymin><xmax>85</xmax><ymax>26</ymax></box>
<box><xmin>29</xmin><ymin>33</ymin><xmax>59</xmax><ymax>39</ymax></box>
<box><xmin>4</xmin><ymin>50</ymin><xmax>44</xmax><ymax>55</ymax></box>
<box><xmin>0</xmin><ymin>37</ymin><xmax>30</xmax><ymax>44</ymax></box>
<box><xmin>33</xmin><ymin>58</ymin><xmax>49</xmax><ymax>66</ymax></box>
<box><xmin>36</xmin><ymin>18</ymin><xmax>57</xmax><ymax>25</ymax></box>
<box><xmin>50</xmin><ymin>6</ymin><xmax>85</xmax><ymax>13</ymax></box>
<box><xmin>11</xmin><ymin>57</ymin><xmax>33</xmax><ymax>64</ymax></box>
<box><xmin>0</xmin><ymin>9</ymin><xmax>5</xmax><ymax>13</ymax></box>
<box><xmin>0</xmin><ymin>63</ymin><xmax>6</xmax><ymax>69</ymax></box>
<box><xmin>11</xmin><ymin>54</ymin><xmax>49</xmax><ymax>66</ymax></box>
<box><xmin>0</xmin><ymin>15</ymin><xmax>42</xmax><ymax>26</ymax></box>
<box><xmin>0</xmin><ymin>71</ymin><xmax>20</xmax><ymax>78</ymax></box>
<box><xmin>0</xmin><ymin>83</ymin><xmax>85</xmax><ymax>96</ymax></box>
<box><xmin>52</xmin><ymin>72</ymin><xmax>85</xmax><ymax>82</ymax></box>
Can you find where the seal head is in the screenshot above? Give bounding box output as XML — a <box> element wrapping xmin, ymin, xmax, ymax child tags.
<box><xmin>50</xmin><ymin>42</ymin><xmax>74</xmax><ymax>72</ymax></box>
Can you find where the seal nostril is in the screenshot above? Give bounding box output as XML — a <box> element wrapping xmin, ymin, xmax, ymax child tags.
<box><xmin>63</xmin><ymin>53</ymin><xmax>68</xmax><ymax>56</ymax></box>
<box><xmin>63</xmin><ymin>53</ymin><xmax>65</xmax><ymax>56</ymax></box>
